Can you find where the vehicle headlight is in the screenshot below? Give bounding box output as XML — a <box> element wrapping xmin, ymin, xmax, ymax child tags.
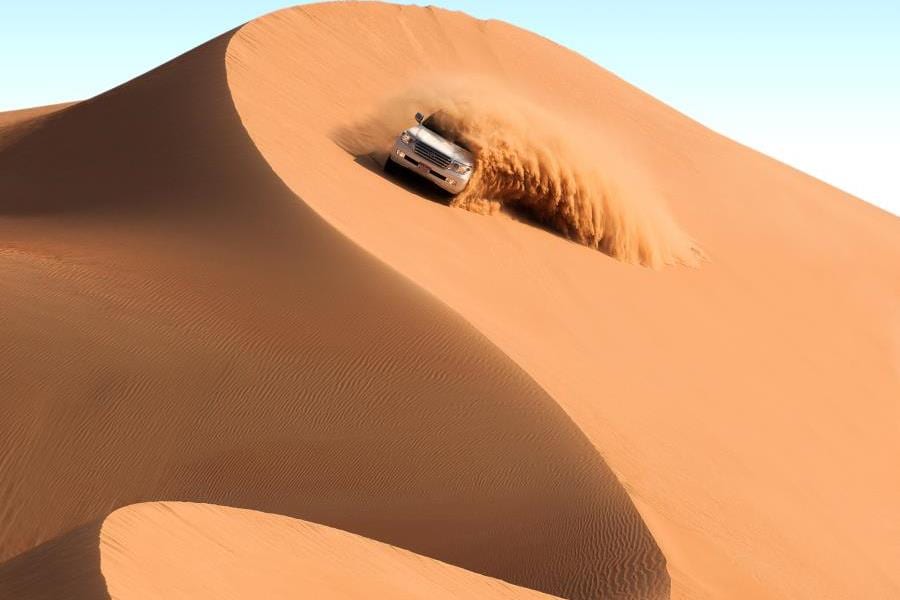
<box><xmin>450</xmin><ymin>161</ymin><xmax>472</xmax><ymax>175</ymax></box>
<box><xmin>400</xmin><ymin>131</ymin><xmax>415</xmax><ymax>145</ymax></box>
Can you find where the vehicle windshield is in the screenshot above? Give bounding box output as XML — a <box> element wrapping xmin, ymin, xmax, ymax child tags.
<box><xmin>422</xmin><ymin>112</ymin><xmax>471</xmax><ymax>152</ymax></box>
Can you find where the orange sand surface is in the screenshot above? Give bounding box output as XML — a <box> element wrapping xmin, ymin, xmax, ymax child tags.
<box><xmin>1</xmin><ymin>2</ymin><xmax>898</xmax><ymax>599</ymax></box>
<box><xmin>0</xmin><ymin>502</ymin><xmax>559</xmax><ymax>599</ymax></box>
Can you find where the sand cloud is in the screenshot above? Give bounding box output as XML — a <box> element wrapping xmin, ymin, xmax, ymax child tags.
<box><xmin>337</xmin><ymin>80</ymin><xmax>703</xmax><ymax>268</ymax></box>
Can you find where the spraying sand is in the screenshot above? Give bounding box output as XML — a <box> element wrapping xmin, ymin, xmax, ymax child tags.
<box><xmin>338</xmin><ymin>82</ymin><xmax>702</xmax><ymax>267</ymax></box>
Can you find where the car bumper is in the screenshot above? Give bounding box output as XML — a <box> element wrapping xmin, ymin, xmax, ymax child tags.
<box><xmin>389</xmin><ymin>139</ymin><xmax>472</xmax><ymax>194</ymax></box>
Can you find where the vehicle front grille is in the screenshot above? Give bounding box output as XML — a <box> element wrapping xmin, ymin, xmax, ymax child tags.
<box><xmin>414</xmin><ymin>140</ymin><xmax>452</xmax><ymax>169</ymax></box>
<box><xmin>403</xmin><ymin>154</ymin><xmax>447</xmax><ymax>180</ymax></box>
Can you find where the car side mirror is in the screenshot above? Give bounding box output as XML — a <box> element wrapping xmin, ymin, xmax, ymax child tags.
<box><xmin>415</xmin><ymin>112</ymin><xmax>424</xmax><ymax>124</ymax></box>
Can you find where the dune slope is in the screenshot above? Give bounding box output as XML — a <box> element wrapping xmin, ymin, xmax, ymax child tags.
<box><xmin>225</xmin><ymin>3</ymin><xmax>900</xmax><ymax>600</ymax></box>
<box><xmin>0</xmin><ymin>502</ymin><xmax>559</xmax><ymax>600</ymax></box>
<box><xmin>0</xmin><ymin>18</ymin><xmax>665</xmax><ymax>600</ymax></box>
<box><xmin>0</xmin><ymin>102</ymin><xmax>73</xmax><ymax>148</ymax></box>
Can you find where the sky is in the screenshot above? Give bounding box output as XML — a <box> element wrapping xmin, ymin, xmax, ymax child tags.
<box><xmin>2</xmin><ymin>1</ymin><xmax>898</xmax><ymax>215</ymax></box>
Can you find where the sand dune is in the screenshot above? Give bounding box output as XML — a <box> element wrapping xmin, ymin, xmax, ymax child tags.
<box><xmin>0</xmin><ymin>103</ymin><xmax>72</xmax><ymax>130</ymax></box>
<box><xmin>1</xmin><ymin>2</ymin><xmax>899</xmax><ymax>599</ymax></box>
<box><xmin>0</xmin><ymin>502</ymin><xmax>559</xmax><ymax>599</ymax></box>
<box><xmin>0</xmin><ymin>14</ymin><xmax>665</xmax><ymax>600</ymax></box>
<box><xmin>0</xmin><ymin>102</ymin><xmax>73</xmax><ymax>148</ymax></box>
<box><xmin>230</xmin><ymin>4</ymin><xmax>900</xmax><ymax>599</ymax></box>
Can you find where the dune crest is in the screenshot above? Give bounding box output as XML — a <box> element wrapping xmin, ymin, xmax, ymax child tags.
<box><xmin>338</xmin><ymin>81</ymin><xmax>702</xmax><ymax>267</ymax></box>
<box><xmin>0</xmin><ymin>502</ymin><xmax>560</xmax><ymax>600</ymax></box>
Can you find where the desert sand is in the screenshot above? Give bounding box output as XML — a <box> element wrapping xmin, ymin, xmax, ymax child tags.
<box><xmin>0</xmin><ymin>502</ymin><xmax>559</xmax><ymax>599</ymax></box>
<box><xmin>1</xmin><ymin>2</ymin><xmax>898</xmax><ymax>599</ymax></box>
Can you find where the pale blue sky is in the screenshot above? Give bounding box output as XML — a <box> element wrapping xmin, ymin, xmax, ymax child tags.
<box><xmin>2</xmin><ymin>1</ymin><xmax>898</xmax><ymax>215</ymax></box>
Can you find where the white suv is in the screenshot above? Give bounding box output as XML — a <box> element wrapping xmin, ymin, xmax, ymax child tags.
<box><xmin>385</xmin><ymin>112</ymin><xmax>475</xmax><ymax>194</ymax></box>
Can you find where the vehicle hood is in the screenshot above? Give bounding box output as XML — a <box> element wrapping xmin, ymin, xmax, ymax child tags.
<box><xmin>411</xmin><ymin>126</ymin><xmax>474</xmax><ymax>165</ymax></box>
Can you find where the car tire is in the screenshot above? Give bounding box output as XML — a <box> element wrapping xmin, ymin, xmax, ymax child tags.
<box><xmin>384</xmin><ymin>156</ymin><xmax>402</xmax><ymax>175</ymax></box>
